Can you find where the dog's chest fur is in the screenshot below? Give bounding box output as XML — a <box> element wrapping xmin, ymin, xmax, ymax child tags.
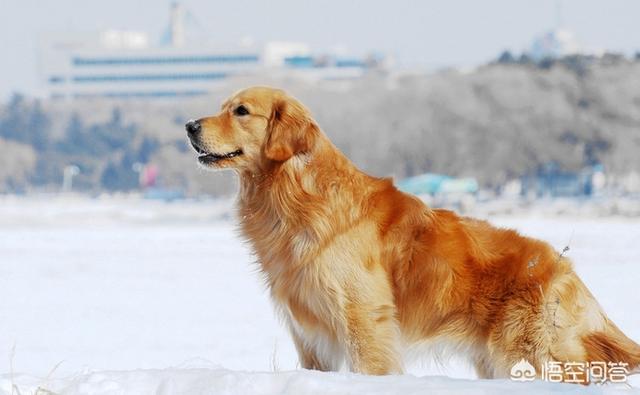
<box><xmin>237</xmin><ymin>173</ymin><xmax>336</xmax><ymax>324</ymax></box>
<box><xmin>235</xmin><ymin>157</ymin><xmax>399</xmax><ymax>371</ymax></box>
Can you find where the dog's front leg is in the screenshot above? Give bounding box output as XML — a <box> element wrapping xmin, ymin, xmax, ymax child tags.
<box><xmin>342</xmin><ymin>299</ymin><xmax>403</xmax><ymax>375</ymax></box>
<box><xmin>289</xmin><ymin>324</ymin><xmax>342</xmax><ymax>371</ymax></box>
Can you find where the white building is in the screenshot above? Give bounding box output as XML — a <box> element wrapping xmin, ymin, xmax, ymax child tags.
<box><xmin>39</xmin><ymin>3</ymin><xmax>380</xmax><ymax>100</ymax></box>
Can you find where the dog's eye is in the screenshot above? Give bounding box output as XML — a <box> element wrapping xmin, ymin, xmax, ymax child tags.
<box><xmin>234</xmin><ymin>105</ymin><xmax>250</xmax><ymax>116</ymax></box>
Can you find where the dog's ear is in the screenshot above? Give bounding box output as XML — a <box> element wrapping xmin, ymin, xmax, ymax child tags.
<box><xmin>265</xmin><ymin>98</ymin><xmax>318</xmax><ymax>162</ymax></box>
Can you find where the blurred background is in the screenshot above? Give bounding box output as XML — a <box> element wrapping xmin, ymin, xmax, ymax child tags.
<box><xmin>1</xmin><ymin>0</ymin><xmax>640</xmax><ymax>390</ymax></box>
<box><xmin>1</xmin><ymin>0</ymin><xmax>639</xmax><ymax>205</ymax></box>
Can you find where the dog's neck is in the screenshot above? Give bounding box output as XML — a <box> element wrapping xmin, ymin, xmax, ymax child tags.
<box><xmin>235</xmin><ymin>135</ymin><xmax>379</xmax><ymax>269</ymax></box>
<box><xmin>237</xmin><ymin>135</ymin><xmax>356</xmax><ymax>222</ymax></box>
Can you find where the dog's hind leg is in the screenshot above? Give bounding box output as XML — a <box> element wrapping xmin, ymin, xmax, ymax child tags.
<box><xmin>289</xmin><ymin>323</ymin><xmax>343</xmax><ymax>372</ymax></box>
<box><xmin>473</xmin><ymin>353</ymin><xmax>495</xmax><ymax>379</ymax></box>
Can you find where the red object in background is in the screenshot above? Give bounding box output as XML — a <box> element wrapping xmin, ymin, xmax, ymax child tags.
<box><xmin>141</xmin><ymin>164</ymin><xmax>158</xmax><ymax>188</ymax></box>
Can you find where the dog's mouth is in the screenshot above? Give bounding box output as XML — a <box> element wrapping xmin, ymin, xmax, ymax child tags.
<box><xmin>191</xmin><ymin>142</ymin><xmax>243</xmax><ymax>164</ymax></box>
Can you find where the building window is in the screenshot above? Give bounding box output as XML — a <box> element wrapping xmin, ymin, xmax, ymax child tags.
<box><xmin>72</xmin><ymin>72</ymin><xmax>228</xmax><ymax>83</ymax></box>
<box><xmin>73</xmin><ymin>55</ymin><xmax>260</xmax><ymax>66</ymax></box>
<box><xmin>49</xmin><ymin>76</ymin><xmax>65</xmax><ymax>84</ymax></box>
<box><xmin>72</xmin><ymin>90</ymin><xmax>209</xmax><ymax>98</ymax></box>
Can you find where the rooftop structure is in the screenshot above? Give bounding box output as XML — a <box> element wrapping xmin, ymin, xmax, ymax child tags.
<box><xmin>528</xmin><ymin>28</ymin><xmax>581</xmax><ymax>61</ymax></box>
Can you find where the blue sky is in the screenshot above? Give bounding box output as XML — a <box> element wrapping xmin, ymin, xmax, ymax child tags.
<box><xmin>1</xmin><ymin>0</ymin><xmax>639</xmax><ymax>99</ymax></box>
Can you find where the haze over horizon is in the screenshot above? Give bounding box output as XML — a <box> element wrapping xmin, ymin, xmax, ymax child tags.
<box><xmin>1</xmin><ymin>0</ymin><xmax>639</xmax><ymax>100</ymax></box>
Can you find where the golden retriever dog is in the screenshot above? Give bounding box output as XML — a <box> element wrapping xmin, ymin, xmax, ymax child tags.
<box><xmin>186</xmin><ymin>86</ymin><xmax>640</xmax><ymax>383</ymax></box>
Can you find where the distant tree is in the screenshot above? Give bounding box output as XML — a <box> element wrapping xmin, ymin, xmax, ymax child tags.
<box><xmin>60</xmin><ymin>114</ymin><xmax>113</xmax><ymax>155</ymax></box>
<box><xmin>57</xmin><ymin>113</ymin><xmax>85</xmax><ymax>154</ymax></box>
<box><xmin>497</xmin><ymin>50</ymin><xmax>515</xmax><ymax>64</ymax></box>
<box><xmin>0</xmin><ymin>94</ymin><xmax>26</xmax><ymax>141</ymax></box>
<box><xmin>50</xmin><ymin>106</ymin><xmax>149</xmax><ymax>191</ymax></box>
<box><xmin>518</xmin><ymin>53</ymin><xmax>533</xmax><ymax>65</ymax></box>
<box><xmin>0</xmin><ymin>94</ymin><xmax>51</xmax><ymax>150</ymax></box>
<box><xmin>560</xmin><ymin>55</ymin><xmax>590</xmax><ymax>77</ymax></box>
<box><xmin>137</xmin><ymin>136</ymin><xmax>160</xmax><ymax>163</ymax></box>
<box><xmin>26</xmin><ymin>101</ymin><xmax>50</xmax><ymax>150</ymax></box>
<box><xmin>538</xmin><ymin>57</ymin><xmax>555</xmax><ymax>69</ymax></box>
<box><xmin>100</xmin><ymin>108</ymin><xmax>134</xmax><ymax>150</ymax></box>
<box><xmin>58</xmin><ymin>107</ymin><xmax>137</xmax><ymax>157</ymax></box>
<box><xmin>601</xmin><ymin>52</ymin><xmax>625</xmax><ymax>65</ymax></box>
<box><xmin>100</xmin><ymin>157</ymin><xmax>138</xmax><ymax>191</ymax></box>
<box><xmin>100</xmin><ymin>162</ymin><xmax>123</xmax><ymax>190</ymax></box>
<box><xmin>584</xmin><ymin>138</ymin><xmax>610</xmax><ymax>166</ymax></box>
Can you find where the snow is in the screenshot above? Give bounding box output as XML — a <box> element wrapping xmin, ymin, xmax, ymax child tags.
<box><xmin>1</xmin><ymin>196</ymin><xmax>639</xmax><ymax>394</ymax></box>
<box><xmin>2</xmin><ymin>368</ymin><xmax>628</xmax><ymax>395</ymax></box>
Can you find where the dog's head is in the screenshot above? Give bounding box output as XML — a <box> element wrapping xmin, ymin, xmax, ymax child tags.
<box><xmin>186</xmin><ymin>86</ymin><xmax>319</xmax><ymax>171</ymax></box>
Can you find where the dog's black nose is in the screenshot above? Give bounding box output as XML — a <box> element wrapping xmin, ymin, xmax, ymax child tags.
<box><xmin>185</xmin><ymin>120</ymin><xmax>201</xmax><ymax>136</ymax></box>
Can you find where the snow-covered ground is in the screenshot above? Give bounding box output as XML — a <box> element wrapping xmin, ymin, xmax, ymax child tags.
<box><xmin>1</xmin><ymin>196</ymin><xmax>639</xmax><ymax>394</ymax></box>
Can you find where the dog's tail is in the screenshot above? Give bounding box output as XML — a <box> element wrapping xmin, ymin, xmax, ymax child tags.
<box><xmin>546</xmin><ymin>267</ymin><xmax>640</xmax><ymax>379</ymax></box>
<box><xmin>582</xmin><ymin>321</ymin><xmax>640</xmax><ymax>374</ymax></box>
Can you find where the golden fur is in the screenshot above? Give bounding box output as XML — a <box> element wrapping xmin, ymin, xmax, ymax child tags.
<box><xmin>188</xmin><ymin>86</ymin><xmax>640</xmax><ymax>382</ymax></box>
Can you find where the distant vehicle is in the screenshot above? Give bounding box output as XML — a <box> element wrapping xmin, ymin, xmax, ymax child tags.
<box><xmin>397</xmin><ymin>173</ymin><xmax>479</xmax><ymax>196</ymax></box>
<box><xmin>143</xmin><ymin>188</ymin><xmax>185</xmax><ymax>201</ymax></box>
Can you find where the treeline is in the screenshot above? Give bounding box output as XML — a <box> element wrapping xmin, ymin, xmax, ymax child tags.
<box><xmin>0</xmin><ymin>95</ymin><xmax>161</xmax><ymax>192</ymax></box>
<box><xmin>1</xmin><ymin>54</ymin><xmax>640</xmax><ymax>196</ymax></box>
<box><xmin>494</xmin><ymin>50</ymin><xmax>640</xmax><ymax>74</ymax></box>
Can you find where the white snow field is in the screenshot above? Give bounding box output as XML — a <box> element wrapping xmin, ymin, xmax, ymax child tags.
<box><xmin>1</xmin><ymin>196</ymin><xmax>639</xmax><ymax>394</ymax></box>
